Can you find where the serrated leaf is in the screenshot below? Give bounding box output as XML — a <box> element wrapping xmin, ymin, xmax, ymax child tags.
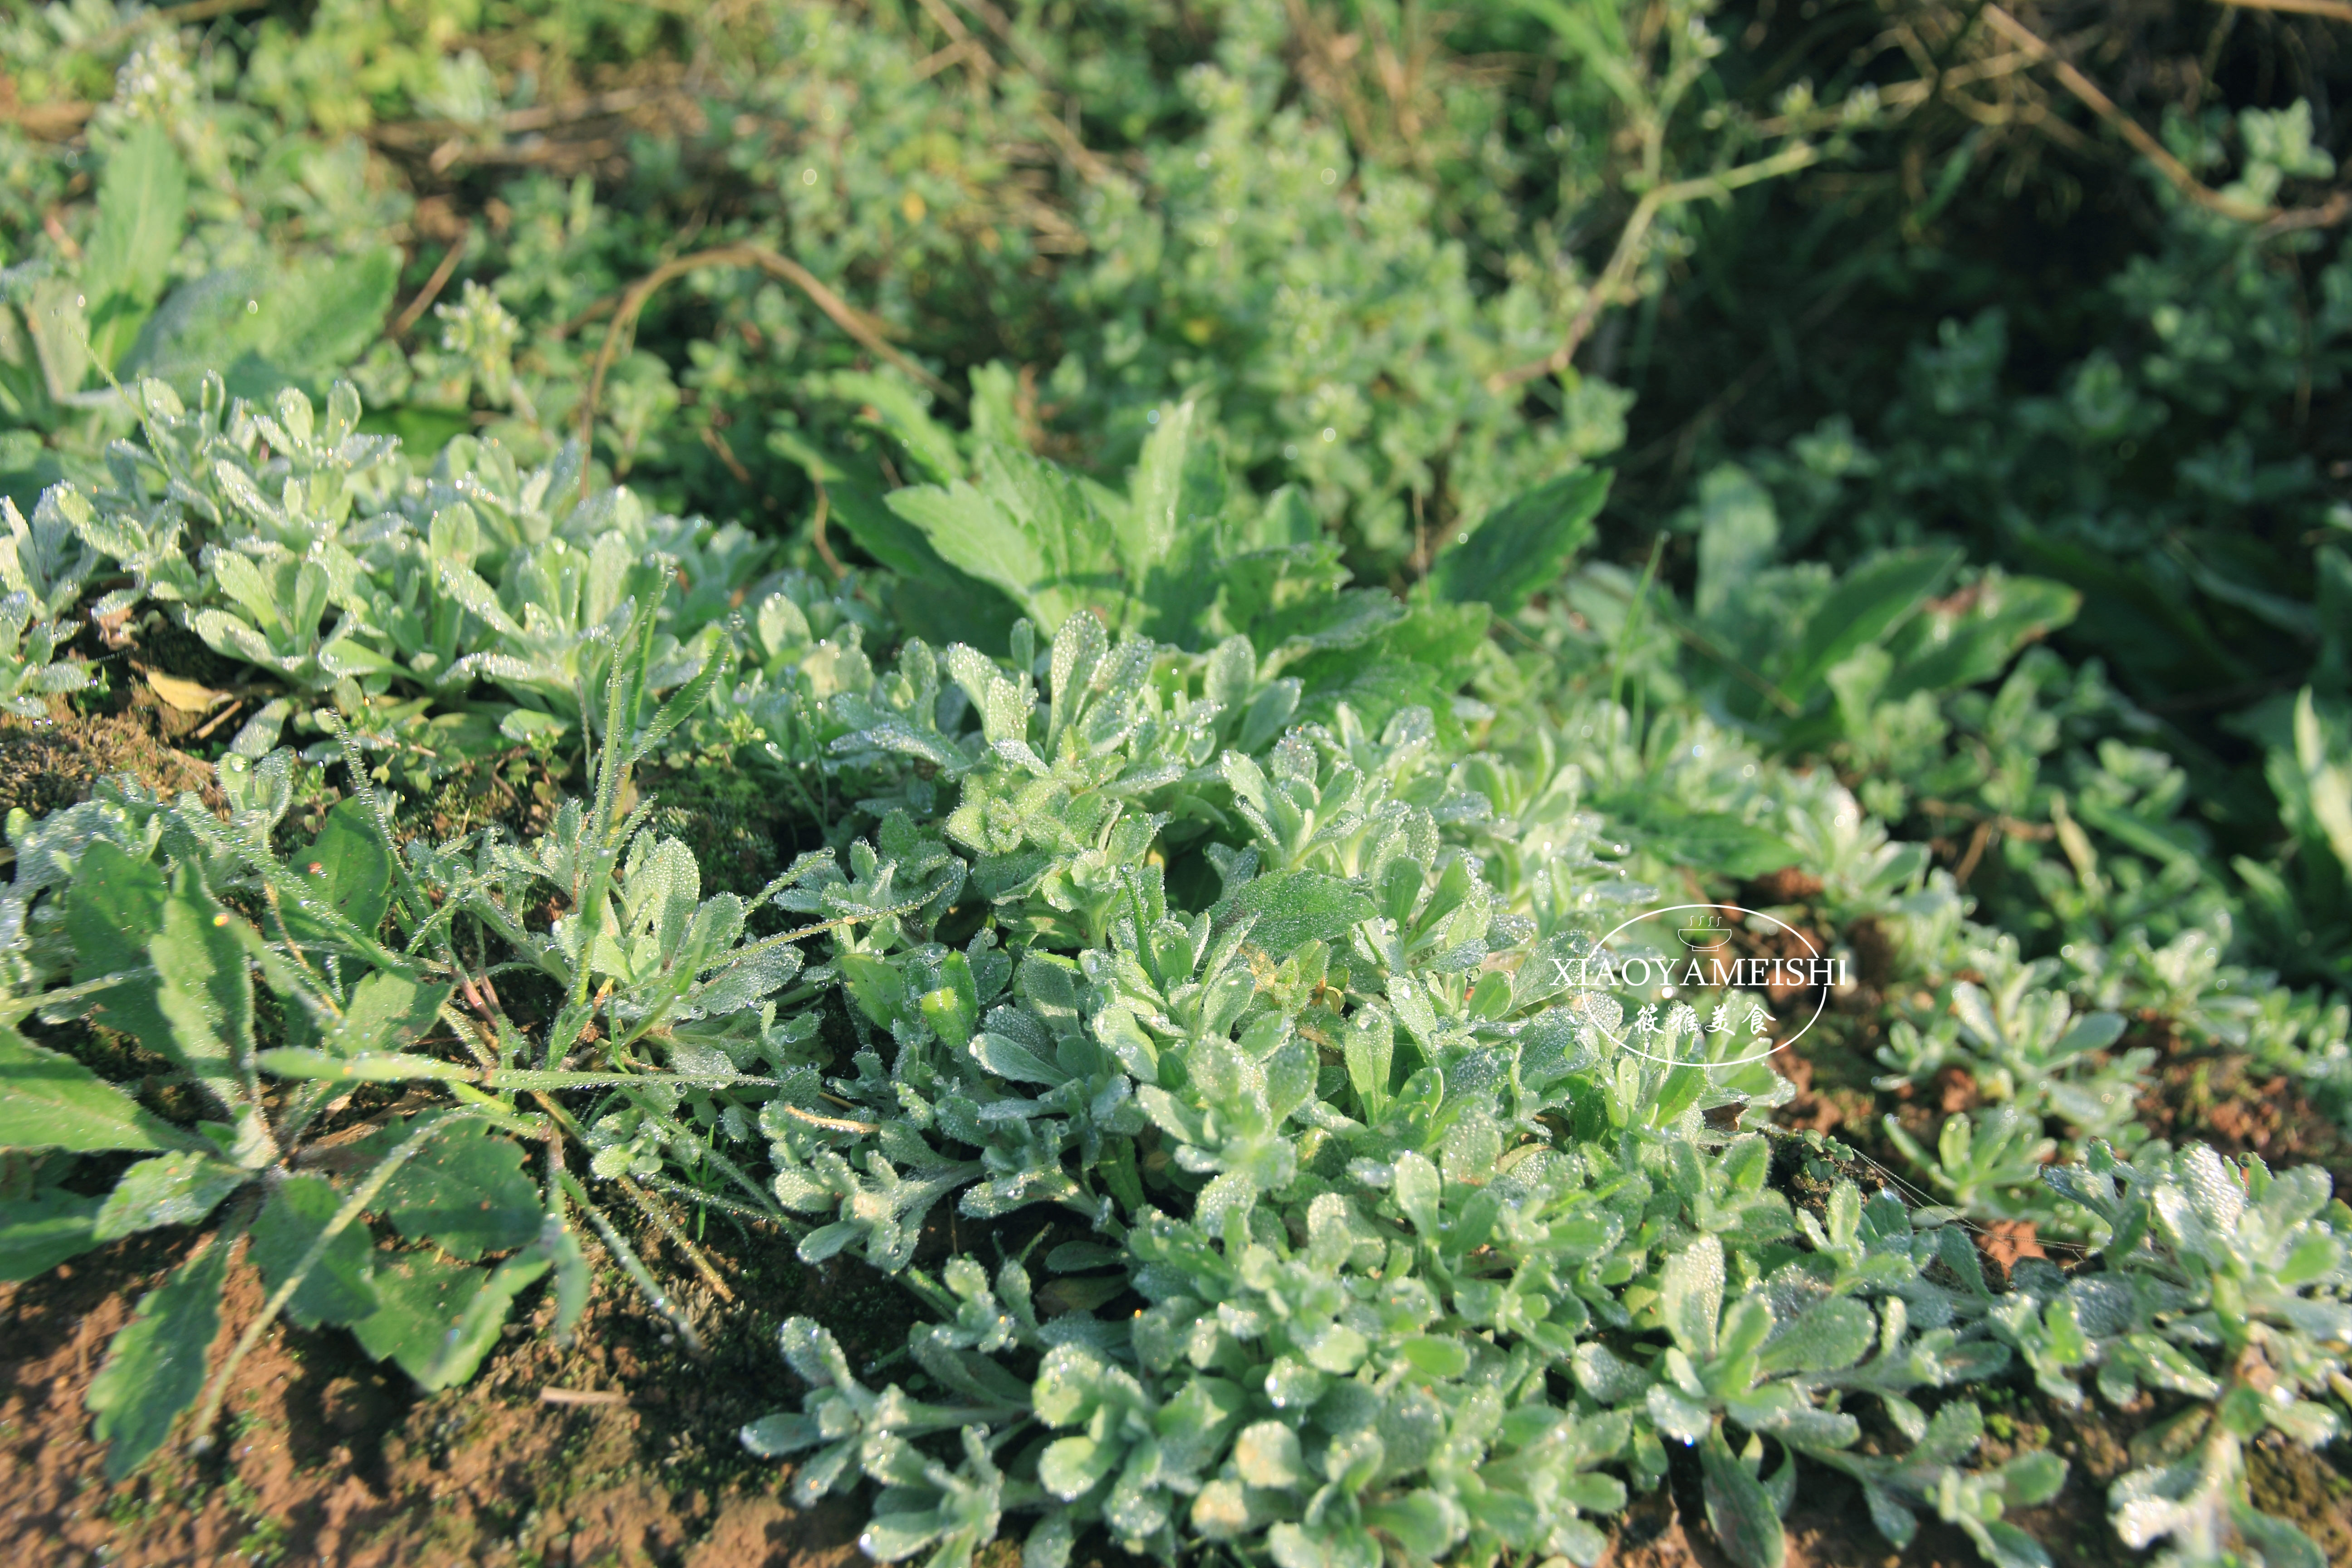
<box><xmin>92</xmin><ymin>1151</ymin><xmax>249</xmax><ymax>1241</ymax></box>
<box><xmin>370</xmin><ymin>1119</ymin><xmax>541</xmax><ymax>1260</ymax></box>
<box><xmin>1432</xmin><ymin>468</ymin><xmax>1610</xmax><ymax>614</ymax></box>
<box><xmin>249</xmin><ymin>1172</ymin><xmax>379</xmax><ymax>1328</ymax></box>
<box><xmin>419</xmin><ymin>1240</ymin><xmax>554</xmax><ymax>1389</ymax></box>
<box><xmin>87</xmin><ymin>1232</ymin><xmax>229</xmax><ymax>1478</ymax></box>
<box><xmin>347</xmin><ymin>1249</ymin><xmax>488</xmax><ymax>1385</ymax></box>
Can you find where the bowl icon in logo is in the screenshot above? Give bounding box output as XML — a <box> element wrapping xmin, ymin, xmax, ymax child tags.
<box><xmin>1677</xmin><ymin>914</ymin><xmax>1734</xmax><ymax>951</ymax></box>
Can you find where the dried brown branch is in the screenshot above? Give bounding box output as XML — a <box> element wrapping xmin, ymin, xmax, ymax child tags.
<box><xmin>2215</xmin><ymin>0</ymin><xmax>2352</xmax><ymax>21</ymax></box>
<box><xmin>1982</xmin><ymin>5</ymin><xmax>2276</xmax><ymax>221</ymax></box>
<box><xmin>1489</xmin><ymin>143</ymin><xmax>1823</xmax><ymax>392</ymax></box>
<box><xmin>387</xmin><ymin>224</ymin><xmax>472</xmax><ymax>339</ymax></box>
<box><xmin>576</xmin><ymin>243</ymin><xmax>956</xmax><ymax>498</ymax></box>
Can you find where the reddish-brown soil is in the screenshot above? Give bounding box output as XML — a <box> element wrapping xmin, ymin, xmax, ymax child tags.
<box><xmin>0</xmin><ymin>1217</ymin><xmax>881</xmax><ymax>1567</ymax></box>
<box><xmin>13</xmin><ymin>1222</ymin><xmax>2348</xmax><ymax>1568</ymax></box>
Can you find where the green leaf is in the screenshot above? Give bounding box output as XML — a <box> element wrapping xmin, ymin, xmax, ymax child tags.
<box><xmin>328</xmin><ymin>972</ymin><xmax>455</xmax><ymax>1056</ymax></box>
<box><xmin>348</xmin><ymin>1249</ymin><xmax>494</xmax><ymax>1387</ymax></box>
<box><xmin>0</xmin><ymin>1024</ymin><xmax>204</xmax><ymax>1153</ymax></box>
<box><xmin>1621</xmin><ymin>804</ymin><xmax>1804</xmax><ymax>880</ymax></box>
<box><xmin>249</xmin><ymin>1172</ymin><xmax>380</xmax><ymax>1328</ymax></box>
<box><xmin>420</xmin><ymin>1238</ymin><xmax>555</xmax><ymax>1389</ymax></box>
<box><xmin>1700</xmin><ymin>1426</ymin><xmax>1785</xmax><ymax>1568</ymax></box>
<box><xmin>149</xmin><ymin>862</ymin><xmax>255</xmax><ymax>1109</ymax></box>
<box><xmin>1882</xmin><ymin>574</ymin><xmax>2079</xmax><ymax>698</ymax></box>
<box><xmin>885</xmin><ymin>445</ymin><xmax>1120</xmax><ymax>634</ymax></box>
<box><xmin>68</xmin><ymin>835</ymin><xmax>166</xmax><ymax>979</ymax></box>
<box><xmin>1217</xmin><ymin>869</ymin><xmax>1377</xmax><ymax>959</ymax></box>
<box><xmin>1361</xmin><ymin>1491</ymin><xmax>1467</xmax><ymax>1561</ymax></box>
<box><xmin>87</xmin><ymin>1231</ymin><xmax>229</xmax><ymax>1478</ymax></box>
<box><xmin>92</xmin><ymin>1152</ymin><xmax>249</xmax><ymax>1241</ymax></box>
<box><xmin>2228</xmin><ymin>1505</ymin><xmax>2325</xmax><ymax>1568</ymax></box>
<box><xmin>0</xmin><ymin>1188</ymin><xmax>107</xmax><ymax>1281</ymax></box>
<box><xmin>255</xmin><ymin>1048</ymin><xmax>475</xmax><ymax>1084</ymax></box>
<box><xmin>1780</xmin><ymin>547</ymin><xmax>1960</xmax><ymax>701</ymax></box>
<box><xmin>282</xmin><ymin>798</ymin><xmax>394</xmax><ymax>950</ymax></box>
<box><xmin>370</xmin><ymin>1119</ymin><xmax>541</xmax><ymax>1261</ymax></box>
<box><xmin>124</xmin><ymin>248</ymin><xmax>400</xmax><ymax>398</ymax></box>
<box><xmin>1660</xmin><ymin>1237</ymin><xmax>1725</xmax><ymax>1360</ymax></box>
<box><xmin>1431</xmin><ymin>468</ymin><xmax>1610</xmax><ymax>614</ymax></box>
<box><xmin>2289</xmin><ymin>687</ymin><xmax>2352</xmax><ymax>878</ymax></box>
<box><xmin>82</xmin><ymin>120</ymin><xmax>189</xmax><ymax>368</ymax></box>
<box><xmin>1690</xmin><ymin>465</ymin><xmax>1778</xmax><ymax>621</ymax></box>
<box><xmin>1756</xmin><ymin>1298</ymin><xmax>1874</xmax><ymax>1376</ymax></box>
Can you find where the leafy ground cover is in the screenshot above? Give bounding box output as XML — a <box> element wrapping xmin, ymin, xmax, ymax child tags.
<box><xmin>3</xmin><ymin>3</ymin><xmax>2351</xmax><ymax>1567</ymax></box>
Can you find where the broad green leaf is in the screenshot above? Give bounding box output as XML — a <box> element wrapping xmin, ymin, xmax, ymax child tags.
<box><xmin>1882</xmin><ymin>573</ymin><xmax>2079</xmax><ymax>698</ymax></box>
<box><xmin>886</xmin><ymin>445</ymin><xmax>1119</xmax><ymax>634</ymax></box>
<box><xmin>1779</xmin><ymin>547</ymin><xmax>1960</xmax><ymax>701</ymax></box>
<box><xmin>2290</xmin><ymin>687</ymin><xmax>2352</xmax><ymax>877</ymax></box>
<box><xmin>0</xmin><ymin>1188</ymin><xmax>107</xmax><ymax>1281</ymax></box>
<box><xmin>348</xmin><ymin>1249</ymin><xmax>489</xmax><ymax>1385</ymax></box>
<box><xmin>1700</xmin><ymin>1427</ymin><xmax>1785</xmax><ymax>1568</ymax></box>
<box><xmin>837</xmin><ymin>951</ymin><xmax>909</xmax><ymax>1029</ymax></box>
<box><xmin>1361</xmin><ymin>1492</ymin><xmax>1467</xmax><ymax>1561</ymax></box>
<box><xmin>123</xmin><ymin>248</ymin><xmax>400</xmax><ymax>398</ymax></box>
<box><xmin>0</xmin><ymin>1025</ymin><xmax>204</xmax><ymax>1153</ymax></box>
<box><xmin>327</xmin><ymin>972</ymin><xmax>454</xmax><ymax>1056</ymax></box>
<box><xmin>370</xmin><ymin>1119</ymin><xmax>541</xmax><ymax>1260</ymax></box>
<box><xmin>82</xmin><ymin>121</ymin><xmax>189</xmax><ymax>368</ymax></box>
<box><xmin>249</xmin><ymin>1172</ymin><xmax>380</xmax><ymax>1328</ymax></box>
<box><xmin>87</xmin><ymin>1232</ymin><xmax>229</xmax><ymax>1478</ymax></box>
<box><xmin>2226</xmin><ymin>1505</ymin><xmax>2325</xmax><ymax>1568</ymax></box>
<box><xmin>769</xmin><ymin>432</ymin><xmax>1018</xmax><ymax>649</ymax></box>
<box><xmin>1217</xmin><ymin>869</ymin><xmax>1377</xmax><ymax>960</ymax></box>
<box><xmin>149</xmin><ymin>862</ymin><xmax>255</xmax><ymax>1108</ymax></box>
<box><xmin>92</xmin><ymin>1151</ymin><xmax>249</xmax><ymax>1241</ymax></box>
<box><xmin>1431</xmin><ymin>468</ymin><xmax>1610</xmax><ymax>615</ymax></box>
<box><xmin>418</xmin><ymin>1239</ymin><xmax>554</xmax><ymax>1389</ymax></box>
<box><xmin>282</xmin><ymin>798</ymin><xmax>394</xmax><ymax>950</ymax></box>
<box><xmin>67</xmin><ymin>835</ymin><xmax>167</xmax><ymax>996</ymax></box>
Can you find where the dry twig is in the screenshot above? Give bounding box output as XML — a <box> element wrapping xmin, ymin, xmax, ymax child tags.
<box><xmin>576</xmin><ymin>244</ymin><xmax>954</xmax><ymax>499</ymax></box>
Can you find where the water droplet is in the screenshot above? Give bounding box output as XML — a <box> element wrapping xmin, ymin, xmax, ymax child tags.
<box><xmin>246</xmin><ymin>299</ymin><xmax>260</xmax><ymax>314</ymax></box>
